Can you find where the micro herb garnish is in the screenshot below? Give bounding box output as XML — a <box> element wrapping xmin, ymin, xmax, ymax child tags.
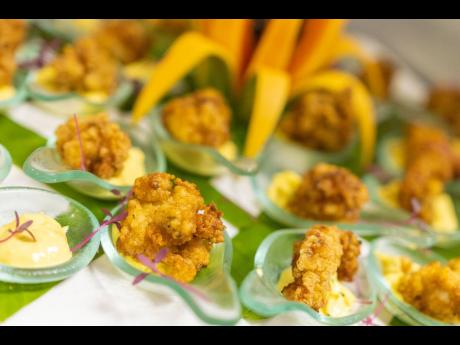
<box><xmin>361</xmin><ymin>293</ymin><xmax>390</xmax><ymax>326</ymax></box>
<box><xmin>18</xmin><ymin>38</ymin><xmax>60</xmax><ymax>70</ymax></box>
<box><xmin>0</xmin><ymin>211</ymin><xmax>35</xmax><ymax>244</ymax></box>
<box><xmin>73</xmin><ymin>114</ymin><xmax>87</xmax><ymax>171</ymax></box>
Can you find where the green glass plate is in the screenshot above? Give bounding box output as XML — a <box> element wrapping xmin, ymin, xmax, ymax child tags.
<box><xmin>0</xmin><ymin>186</ymin><xmax>100</xmax><ymax>284</ymax></box>
<box><xmin>0</xmin><ymin>144</ymin><xmax>12</xmax><ymax>183</ymax></box>
<box><xmin>23</xmin><ymin>116</ymin><xmax>166</xmax><ymax>200</ymax></box>
<box><xmin>368</xmin><ymin>237</ymin><xmax>457</xmax><ymax>326</ymax></box>
<box><xmin>240</xmin><ymin>228</ymin><xmax>377</xmax><ymax>325</ymax></box>
<box><xmin>100</xmin><ymin>205</ymin><xmax>241</xmax><ymax>326</ymax></box>
<box><xmin>0</xmin><ymin>71</ymin><xmax>30</xmax><ymax>109</ymax></box>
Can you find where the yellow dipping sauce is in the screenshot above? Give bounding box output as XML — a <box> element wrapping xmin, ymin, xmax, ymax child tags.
<box><xmin>0</xmin><ymin>213</ymin><xmax>72</xmax><ymax>268</ymax></box>
<box><xmin>277</xmin><ymin>267</ymin><xmax>356</xmax><ymax>317</ymax></box>
<box><xmin>217</xmin><ymin>141</ymin><xmax>238</xmax><ymax>162</ymax></box>
<box><xmin>0</xmin><ymin>85</ymin><xmax>16</xmax><ymax>101</ymax></box>
<box><xmin>107</xmin><ymin>147</ymin><xmax>147</xmax><ymax>186</ymax></box>
<box><xmin>378</xmin><ymin>180</ymin><xmax>458</xmax><ymax>233</ymax></box>
<box><xmin>267</xmin><ymin>170</ymin><xmax>302</xmax><ymax>209</ymax></box>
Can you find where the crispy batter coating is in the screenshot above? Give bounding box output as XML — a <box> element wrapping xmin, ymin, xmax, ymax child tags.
<box><xmin>117</xmin><ymin>173</ymin><xmax>225</xmax><ymax>283</ymax></box>
<box><xmin>282</xmin><ymin>225</ymin><xmax>360</xmax><ymax>310</ymax></box>
<box><xmin>279</xmin><ymin>89</ymin><xmax>355</xmax><ymax>152</ymax></box>
<box><xmin>55</xmin><ymin>113</ymin><xmax>131</xmax><ymax>179</ymax></box>
<box><xmin>94</xmin><ymin>20</ymin><xmax>151</xmax><ymax>64</ymax></box>
<box><xmin>360</xmin><ymin>58</ymin><xmax>395</xmax><ymax>100</ymax></box>
<box><xmin>427</xmin><ymin>86</ymin><xmax>460</xmax><ymax>137</ymax></box>
<box><xmin>44</xmin><ymin>37</ymin><xmax>118</xmax><ymax>94</ymax></box>
<box><xmin>399</xmin><ymin>123</ymin><xmax>455</xmax><ymax>223</ymax></box>
<box><xmin>0</xmin><ymin>19</ymin><xmax>27</xmax><ymax>87</ymax></box>
<box><xmin>288</xmin><ymin>163</ymin><xmax>369</xmax><ymax>222</ymax></box>
<box><xmin>397</xmin><ymin>260</ymin><xmax>460</xmax><ymax>323</ymax></box>
<box><xmin>162</xmin><ymin>88</ymin><xmax>232</xmax><ymax>148</ymax></box>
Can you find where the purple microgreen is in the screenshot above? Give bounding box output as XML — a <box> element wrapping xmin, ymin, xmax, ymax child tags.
<box><xmin>111</xmin><ymin>189</ymin><xmax>122</xmax><ymax>196</ymax></box>
<box><xmin>0</xmin><ymin>211</ymin><xmax>36</xmax><ymax>244</ymax></box>
<box><xmin>366</xmin><ymin>165</ymin><xmax>393</xmax><ymax>184</ymax></box>
<box><xmin>361</xmin><ymin>293</ymin><xmax>390</xmax><ymax>326</ymax></box>
<box><xmin>410</xmin><ymin>197</ymin><xmax>421</xmax><ymax>216</ymax></box>
<box><xmin>73</xmin><ymin>114</ymin><xmax>86</xmax><ymax>171</ymax></box>
<box><xmin>18</xmin><ymin>38</ymin><xmax>61</xmax><ymax>70</ymax></box>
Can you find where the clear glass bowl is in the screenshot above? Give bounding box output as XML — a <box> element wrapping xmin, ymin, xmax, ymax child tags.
<box><xmin>0</xmin><ymin>71</ymin><xmax>29</xmax><ymax>109</ymax></box>
<box><xmin>23</xmin><ymin>116</ymin><xmax>167</xmax><ymax>200</ymax></box>
<box><xmin>26</xmin><ymin>71</ymin><xmax>133</xmax><ymax>116</ymax></box>
<box><xmin>250</xmin><ymin>155</ymin><xmax>435</xmax><ymax>248</ymax></box>
<box><xmin>239</xmin><ymin>228</ymin><xmax>377</xmax><ymax>325</ymax></box>
<box><xmin>368</xmin><ymin>237</ymin><xmax>457</xmax><ymax>326</ymax></box>
<box><xmin>0</xmin><ymin>186</ymin><xmax>100</xmax><ymax>284</ymax></box>
<box><xmin>0</xmin><ymin>144</ymin><xmax>12</xmax><ymax>183</ymax></box>
<box><xmin>150</xmin><ymin>110</ymin><xmax>264</xmax><ymax>176</ymax></box>
<box><xmin>100</xmin><ymin>205</ymin><xmax>241</xmax><ymax>326</ymax></box>
<box><xmin>365</xmin><ymin>174</ymin><xmax>460</xmax><ymax>248</ymax></box>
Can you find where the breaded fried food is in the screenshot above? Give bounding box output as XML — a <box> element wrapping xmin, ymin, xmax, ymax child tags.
<box><xmin>282</xmin><ymin>225</ymin><xmax>360</xmax><ymax>310</ymax></box>
<box><xmin>399</xmin><ymin>123</ymin><xmax>455</xmax><ymax>223</ymax></box>
<box><xmin>279</xmin><ymin>89</ymin><xmax>355</xmax><ymax>152</ymax></box>
<box><xmin>288</xmin><ymin>163</ymin><xmax>369</xmax><ymax>222</ymax></box>
<box><xmin>397</xmin><ymin>260</ymin><xmax>460</xmax><ymax>324</ymax></box>
<box><xmin>427</xmin><ymin>86</ymin><xmax>460</xmax><ymax>137</ymax></box>
<box><xmin>117</xmin><ymin>173</ymin><xmax>225</xmax><ymax>283</ymax></box>
<box><xmin>162</xmin><ymin>88</ymin><xmax>232</xmax><ymax>148</ymax></box>
<box><xmin>0</xmin><ymin>19</ymin><xmax>27</xmax><ymax>87</ymax></box>
<box><xmin>55</xmin><ymin>113</ymin><xmax>131</xmax><ymax>179</ymax></box>
<box><xmin>42</xmin><ymin>37</ymin><xmax>117</xmax><ymax>94</ymax></box>
<box><xmin>94</xmin><ymin>20</ymin><xmax>151</xmax><ymax>64</ymax></box>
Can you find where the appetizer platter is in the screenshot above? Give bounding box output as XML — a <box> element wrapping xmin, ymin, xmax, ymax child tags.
<box><xmin>1</xmin><ymin>18</ymin><xmax>460</xmax><ymax>326</ymax></box>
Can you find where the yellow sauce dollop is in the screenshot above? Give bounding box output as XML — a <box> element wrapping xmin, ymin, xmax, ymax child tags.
<box><xmin>378</xmin><ymin>180</ymin><xmax>458</xmax><ymax>233</ymax></box>
<box><xmin>217</xmin><ymin>141</ymin><xmax>238</xmax><ymax>162</ymax></box>
<box><xmin>107</xmin><ymin>147</ymin><xmax>147</xmax><ymax>186</ymax></box>
<box><xmin>267</xmin><ymin>170</ymin><xmax>302</xmax><ymax>209</ymax></box>
<box><xmin>277</xmin><ymin>267</ymin><xmax>356</xmax><ymax>317</ymax></box>
<box><xmin>0</xmin><ymin>85</ymin><xmax>16</xmax><ymax>101</ymax></box>
<box><xmin>0</xmin><ymin>213</ymin><xmax>72</xmax><ymax>268</ymax></box>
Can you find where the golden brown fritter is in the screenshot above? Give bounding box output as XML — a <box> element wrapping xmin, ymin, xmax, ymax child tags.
<box><xmin>55</xmin><ymin>113</ymin><xmax>131</xmax><ymax>179</ymax></box>
<box><xmin>399</xmin><ymin>123</ymin><xmax>455</xmax><ymax>223</ymax></box>
<box><xmin>43</xmin><ymin>37</ymin><xmax>118</xmax><ymax>94</ymax></box>
<box><xmin>288</xmin><ymin>163</ymin><xmax>369</xmax><ymax>222</ymax></box>
<box><xmin>360</xmin><ymin>58</ymin><xmax>395</xmax><ymax>100</ymax></box>
<box><xmin>448</xmin><ymin>258</ymin><xmax>460</xmax><ymax>274</ymax></box>
<box><xmin>397</xmin><ymin>260</ymin><xmax>460</xmax><ymax>324</ymax></box>
<box><xmin>427</xmin><ymin>86</ymin><xmax>460</xmax><ymax>137</ymax></box>
<box><xmin>282</xmin><ymin>225</ymin><xmax>360</xmax><ymax>310</ymax></box>
<box><xmin>279</xmin><ymin>89</ymin><xmax>355</xmax><ymax>152</ymax></box>
<box><xmin>117</xmin><ymin>173</ymin><xmax>225</xmax><ymax>283</ymax></box>
<box><xmin>162</xmin><ymin>88</ymin><xmax>232</xmax><ymax>148</ymax></box>
<box><xmin>0</xmin><ymin>19</ymin><xmax>27</xmax><ymax>87</ymax></box>
<box><xmin>94</xmin><ymin>20</ymin><xmax>152</xmax><ymax>64</ymax></box>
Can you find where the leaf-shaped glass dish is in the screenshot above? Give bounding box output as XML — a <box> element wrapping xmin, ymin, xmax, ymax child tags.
<box><xmin>250</xmin><ymin>153</ymin><xmax>435</xmax><ymax>248</ymax></box>
<box><xmin>150</xmin><ymin>110</ymin><xmax>264</xmax><ymax>176</ymax></box>
<box><xmin>0</xmin><ymin>186</ymin><xmax>100</xmax><ymax>284</ymax></box>
<box><xmin>26</xmin><ymin>70</ymin><xmax>133</xmax><ymax>116</ymax></box>
<box><xmin>100</xmin><ymin>205</ymin><xmax>241</xmax><ymax>325</ymax></box>
<box><xmin>0</xmin><ymin>70</ymin><xmax>30</xmax><ymax>109</ymax></box>
<box><xmin>0</xmin><ymin>144</ymin><xmax>12</xmax><ymax>183</ymax></box>
<box><xmin>365</xmin><ymin>174</ymin><xmax>460</xmax><ymax>248</ymax></box>
<box><xmin>23</xmin><ymin>116</ymin><xmax>167</xmax><ymax>200</ymax></box>
<box><xmin>368</xmin><ymin>237</ymin><xmax>457</xmax><ymax>326</ymax></box>
<box><xmin>31</xmin><ymin>19</ymin><xmax>97</xmax><ymax>42</ymax></box>
<box><xmin>240</xmin><ymin>228</ymin><xmax>377</xmax><ymax>325</ymax></box>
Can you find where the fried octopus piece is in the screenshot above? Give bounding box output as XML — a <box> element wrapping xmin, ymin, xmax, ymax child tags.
<box><xmin>44</xmin><ymin>37</ymin><xmax>117</xmax><ymax>94</ymax></box>
<box><xmin>282</xmin><ymin>225</ymin><xmax>360</xmax><ymax>310</ymax></box>
<box><xmin>94</xmin><ymin>20</ymin><xmax>152</xmax><ymax>64</ymax></box>
<box><xmin>55</xmin><ymin>113</ymin><xmax>131</xmax><ymax>179</ymax></box>
<box><xmin>399</xmin><ymin>123</ymin><xmax>455</xmax><ymax>223</ymax></box>
<box><xmin>397</xmin><ymin>260</ymin><xmax>460</xmax><ymax>324</ymax></box>
<box><xmin>288</xmin><ymin>163</ymin><xmax>369</xmax><ymax>222</ymax></box>
<box><xmin>279</xmin><ymin>89</ymin><xmax>355</xmax><ymax>152</ymax></box>
<box><xmin>360</xmin><ymin>58</ymin><xmax>395</xmax><ymax>100</ymax></box>
<box><xmin>427</xmin><ymin>86</ymin><xmax>460</xmax><ymax>137</ymax></box>
<box><xmin>162</xmin><ymin>88</ymin><xmax>232</xmax><ymax>148</ymax></box>
<box><xmin>0</xmin><ymin>19</ymin><xmax>27</xmax><ymax>87</ymax></box>
<box><xmin>117</xmin><ymin>173</ymin><xmax>225</xmax><ymax>283</ymax></box>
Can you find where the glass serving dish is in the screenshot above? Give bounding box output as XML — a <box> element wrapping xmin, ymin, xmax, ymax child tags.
<box><xmin>100</xmin><ymin>205</ymin><xmax>241</xmax><ymax>326</ymax></box>
<box><xmin>23</xmin><ymin>116</ymin><xmax>167</xmax><ymax>200</ymax></box>
<box><xmin>26</xmin><ymin>70</ymin><xmax>134</xmax><ymax>116</ymax></box>
<box><xmin>0</xmin><ymin>71</ymin><xmax>30</xmax><ymax>109</ymax></box>
<box><xmin>368</xmin><ymin>237</ymin><xmax>457</xmax><ymax>326</ymax></box>
<box><xmin>0</xmin><ymin>186</ymin><xmax>100</xmax><ymax>284</ymax></box>
<box><xmin>31</xmin><ymin>19</ymin><xmax>98</xmax><ymax>42</ymax></box>
<box><xmin>250</xmin><ymin>153</ymin><xmax>435</xmax><ymax>248</ymax></box>
<box><xmin>240</xmin><ymin>228</ymin><xmax>377</xmax><ymax>325</ymax></box>
<box><xmin>0</xmin><ymin>144</ymin><xmax>12</xmax><ymax>183</ymax></box>
<box><xmin>364</xmin><ymin>174</ymin><xmax>460</xmax><ymax>248</ymax></box>
<box><xmin>150</xmin><ymin>110</ymin><xmax>264</xmax><ymax>176</ymax></box>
